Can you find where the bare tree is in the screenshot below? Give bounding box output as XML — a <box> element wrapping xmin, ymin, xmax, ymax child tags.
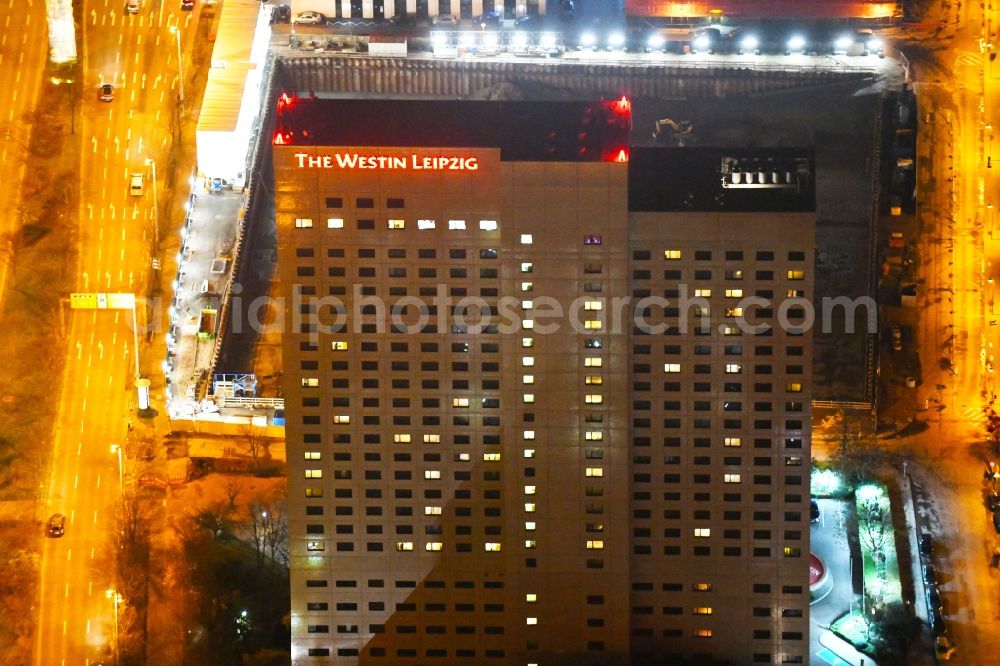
<box><xmin>244</xmin><ymin>491</ymin><xmax>289</xmax><ymax>572</ymax></box>
<box><xmin>241</xmin><ymin>422</ymin><xmax>270</xmax><ymax>470</ymax></box>
<box><xmin>224</xmin><ymin>477</ymin><xmax>244</xmax><ymax>512</ymax></box>
<box><xmin>857</xmin><ymin>495</ymin><xmax>892</xmax><ymax>558</ymax></box>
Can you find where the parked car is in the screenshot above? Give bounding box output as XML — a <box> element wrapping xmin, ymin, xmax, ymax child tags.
<box><xmin>890</xmin><ymin>325</ymin><xmax>902</xmax><ymax>351</ymax></box>
<box><xmin>99</xmin><ymin>83</ymin><xmax>115</xmax><ymax>102</ymax></box>
<box><xmin>918</xmin><ymin>533</ymin><xmax>934</xmax><ymax>558</ymax></box>
<box><xmin>293</xmin><ymin>10</ymin><xmax>325</xmax><ymax>24</ymax></box>
<box><xmin>992</xmin><ymin>509</ymin><xmax>1000</xmax><ymax>534</ymax></box>
<box><xmin>935</xmin><ymin>635</ymin><xmax>956</xmax><ymax>661</ymax></box>
<box><xmin>989</xmin><ymin>493</ymin><xmax>1000</xmax><ymax>511</ymax></box>
<box><xmin>810</xmin><ymin>499</ymin><xmax>820</xmax><ymax>522</ymax></box>
<box><xmin>46</xmin><ymin>513</ymin><xmax>66</xmax><ymax>538</ymax></box>
<box><xmin>930</xmin><ymin>609</ymin><xmax>947</xmax><ymax>636</ymax></box>
<box><xmin>432</xmin><ymin>14</ymin><xmax>458</xmax><ymax>26</ymax></box>
<box><xmin>272</xmin><ymin>4</ymin><xmax>290</xmax><ymax>23</ymax></box>
<box><xmin>925</xmin><ymin>586</ymin><xmax>943</xmax><ymax>614</ymax></box>
<box><xmin>473</xmin><ymin>11</ymin><xmax>502</xmax><ymax>28</ymax></box>
<box><xmin>923</xmin><ymin>563</ymin><xmax>938</xmax><ymax>587</ymax></box>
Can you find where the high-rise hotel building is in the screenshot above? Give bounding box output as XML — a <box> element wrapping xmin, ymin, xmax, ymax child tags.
<box><xmin>274</xmin><ymin>96</ymin><xmax>814</xmax><ymax>665</ymax></box>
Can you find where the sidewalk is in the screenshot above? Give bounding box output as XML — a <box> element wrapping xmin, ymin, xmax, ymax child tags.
<box><xmin>818</xmin><ymin>630</ymin><xmax>880</xmax><ymax>666</ymax></box>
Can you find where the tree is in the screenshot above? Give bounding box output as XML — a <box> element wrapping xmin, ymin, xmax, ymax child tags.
<box><xmin>857</xmin><ymin>495</ymin><xmax>892</xmax><ymax>555</ymax></box>
<box><xmin>241</xmin><ymin>423</ymin><xmax>270</xmax><ymax>470</ymax></box>
<box><xmin>244</xmin><ymin>491</ymin><xmax>288</xmax><ymax>572</ymax></box>
<box><xmin>869</xmin><ymin>602</ymin><xmax>922</xmax><ymax>665</ymax></box>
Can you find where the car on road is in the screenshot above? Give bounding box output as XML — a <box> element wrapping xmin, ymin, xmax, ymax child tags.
<box><xmin>432</xmin><ymin>14</ymin><xmax>458</xmax><ymax>26</ymax></box>
<box><xmin>180</xmin><ymin>0</ymin><xmax>194</xmax><ymax>10</ymax></box>
<box><xmin>125</xmin><ymin>0</ymin><xmax>140</xmax><ymax>13</ymax></box>
<box><xmin>473</xmin><ymin>11</ymin><xmax>502</xmax><ymax>28</ymax></box>
<box><xmin>129</xmin><ymin>173</ymin><xmax>144</xmax><ymax>196</ymax></box>
<box><xmin>294</xmin><ymin>10</ymin><xmax>325</xmax><ymax>24</ymax></box>
<box><xmin>935</xmin><ymin>634</ymin><xmax>956</xmax><ymax>661</ymax></box>
<box><xmin>918</xmin><ymin>533</ymin><xmax>934</xmax><ymax>558</ymax></box>
<box><xmin>810</xmin><ymin>499</ymin><xmax>820</xmax><ymax>522</ymax></box>
<box><xmin>99</xmin><ymin>83</ymin><xmax>115</xmax><ymax>102</ymax></box>
<box><xmin>46</xmin><ymin>513</ymin><xmax>66</xmax><ymax>538</ymax></box>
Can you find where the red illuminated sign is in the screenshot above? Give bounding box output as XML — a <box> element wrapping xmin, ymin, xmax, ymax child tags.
<box><xmin>293</xmin><ymin>152</ymin><xmax>480</xmax><ymax>172</ymax></box>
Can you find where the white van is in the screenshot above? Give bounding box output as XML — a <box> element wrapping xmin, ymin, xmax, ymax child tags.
<box><xmin>129</xmin><ymin>173</ymin><xmax>144</xmax><ymax>196</ymax></box>
<box><xmin>125</xmin><ymin>0</ymin><xmax>140</xmax><ymax>13</ymax></box>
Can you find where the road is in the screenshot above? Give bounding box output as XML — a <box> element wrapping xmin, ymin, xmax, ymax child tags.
<box><xmin>0</xmin><ymin>0</ymin><xmax>49</xmax><ymax>315</ymax></box>
<box><xmin>33</xmin><ymin>1</ymin><xmax>195</xmax><ymax>663</ymax></box>
<box><xmin>886</xmin><ymin>0</ymin><xmax>1000</xmax><ymax>662</ymax></box>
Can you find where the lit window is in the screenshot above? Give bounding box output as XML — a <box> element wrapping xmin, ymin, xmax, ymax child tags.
<box><xmin>453</xmin><ymin>398</ymin><xmax>470</xmax><ymax>408</ymax></box>
<box><xmin>584</xmin><ymin>320</ymin><xmax>602</xmax><ymax>330</ymax></box>
<box><xmin>417</xmin><ymin>219</ymin><xmax>436</xmax><ymax>230</ymax></box>
<box><xmin>523</xmin><ymin>430</ymin><xmax>536</xmax><ymax>440</ymax></box>
<box><xmin>294</xmin><ymin>218</ymin><xmax>313</xmax><ymax>228</ymax></box>
<box><xmin>479</xmin><ymin>220</ymin><xmax>498</xmax><ymax>230</ymax></box>
<box><xmin>304</xmin><ymin>451</ymin><xmax>321</xmax><ymax>460</ymax></box>
<box><xmin>526</xmin><ymin>593</ymin><xmax>538</xmax><ymax>603</ymax></box>
<box><xmin>721</xmin><ymin>325</ymin><xmax>741</xmax><ymax>336</ymax></box>
<box><xmin>695</xmin><ymin>629</ymin><xmax>713</xmax><ymax>638</ymax></box>
<box><xmin>585</xmin><ymin>357</ymin><xmax>603</xmax><ymax>367</ymax></box>
<box><xmin>456</xmin><ymin>452</ymin><xmax>470</xmax><ymax>461</ymax></box>
<box><xmin>664</xmin><ymin>249</ymin><xmax>682</xmax><ymax>259</ymax></box>
<box><xmin>331</xmin><ymin>341</ymin><xmax>348</xmax><ymax>351</ymax></box>
<box><xmin>394</xmin><ymin>433</ymin><xmax>411</xmax><ymax>443</ymax></box>
<box><xmin>584</xmin><ymin>394</ymin><xmax>603</xmax><ymax>404</ymax></box>
<box><xmin>523</xmin><ymin>393</ymin><xmax>535</xmax><ymax>404</ymax></box>
<box><xmin>524</xmin><ymin>485</ymin><xmax>536</xmax><ymax>495</ymax></box>
<box><xmin>522</xmin><ymin>300</ymin><xmax>533</xmax><ymax>310</ymax></box>
<box><xmin>525</xmin><ymin>521</ymin><xmax>536</xmax><ymax>531</ymax></box>
<box><xmin>694</xmin><ymin>528</ymin><xmax>711</xmax><ymax>537</ymax></box>
<box><xmin>484</xmin><ymin>452</ymin><xmax>501</xmax><ymax>462</ymax></box>
<box><xmin>584</xmin><ymin>300</ymin><xmax>603</xmax><ymax>311</ymax></box>
<box><xmin>724</xmin><ymin>473</ymin><xmax>741</xmax><ymax>484</ymax></box>
<box><xmin>784</xmin><ymin>547</ymin><xmax>802</xmax><ymax>557</ymax></box>
<box><xmin>694</xmin><ymin>289</ymin><xmax>712</xmax><ymax>298</ymax></box>
<box><xmin>694</xmin><ymin>583</ymin><xmax>713</xmax><ymax>591</ymax></box>
<box><xmin>726</xmin><ymin>288</ymin><xmax>743</xmax><ymax>298</ymax></box>
<box><xmin>693</xmin><ymin>607</ymin><xmax>713</xmax><ymax>615</ymax></box>
<box><xmin>725</xmin><ymin>364</ymin><xmax>742</xmax><ymax>374</ymax></box>
<box><xmin>586</xmin><ymin>540</ymin><xmax>604</xmax><ymax>550</ymax></box>
<box><xmin>304</xmin><ymin>469</ymin><xmax>323</xmax><ymax>479</ymax></box>
<box><xmin>521</xmin><ymin>338</ymin><xmax>534</xmax><ymax>351</ymax></box>
<box><xmin>664</xmin><ymin>363</ymin><xmax>681</xmax><ymax>373</ymax></box>
<box><xmin>448</xmin><ymin>219</ymin><xmax>466</xmax><ymax>230</ymax></box>
<box><xmin>585</xmin><ymin>375</ymin><xmax>603</xmax><ymax>385</ymax></box>
<box><xmin>301</xmin><ymin>377</ymin><xmax>319</xmax><ymax>387</ymax></box>
<box><xmin>524</xmin><ymin>503</ymin><xmax>536</xmax><ymax>512</ymax></box>
<box><xmin>423</xmin><ymin>434</ymin><xmax>440</xmax><ymax>444</ymax></box>
<box><xmin>395</xmin><ymin>541</ymin><xmax>414</xmax><ymax>551</ymax></box>
<box><xmin>425</xmin><ymin>506</ymin><xmax>442</xmax><ymax>515</ymax></box>
<box><xmin>585</xmin><ymin>467</ymin><xmax>604</xmax><ymax>478</ymax></box>
<box><xmin>523</xmin><ymin>374</ymin><xmax>534</xmax><ymax>384</ymax></box>
<box><xmin>426</xmin><ymin>542</ymin><xmax>443</xmax><ymax>551</ymax></box>
<box><xmin>522</xmin><ymin>319</ymin><xmax>534</xmax><ymax>329</ymax></box>
<box><xmin>523</xmin><ymin>449</ymin><xmax>535</xmax><ymax>458</ymax></box>
<box><xmin>327</xmin><ymin>218</ymin><xmax>344</xmax><ymax>229</ymax></box>
<box><xmin>787</xmin><ymin>270</ymin><xmax>805</xmax><ymax>280</ymax></box>
<box><xmin>524</xmin><ymin>539</ymin><xmax>537</xmax><ymax>548</ymax></box>
<box><xmin>724</xmin><ymin>437</ymin><xmax>742</xmax><ymax>447</ymax></box>
<box><xmin>520</xmin><ymin>234</ymin><xmax>533</xmax><ymax>244</ymax></box>
<box><xmin>522</xmin><ymin>356</ymin><xmax>535</xmax><ymax>367</ymax></box>
<box><xmin>725</xmin><ymin>307</ymin><xmax>743</xmax><ymax>317</ymax></box>
<box><xmin>521</xmin><ymin>281</ymin><xmax>533</xmax><ymax>292</ymax></box>
<box><xmin>425</xmin><ymin>470</ymin><xmax>442</xmax><ymax>480</ymax></box>
<box><xmin>526</xmin><ymin>617</ymin><xmax>538</xmax><ymax>625</ymax></box>
<box><xmin>585</xmin><ymin>431</ymin><xmax>603</xmax><ymax>441</ymax></box>
<box><xmin>333</xmin><ymin>415</ymin><xmax>350</xmax><ymax>424</ymax></box>
<box><xmin>306</xmin><ymin>541</ymin><xmax>325</xmax><ymax>551</ymax></box>
<box><xmin>521</xmin><ymin>262</ymin><xmax>533</xmax><ymax>273</ymax></box>
<box><xmin>387</xmin><ymin>219</ymin><xmax>405</xmax><ymax>229</ymax></box>
<box><xmin>485</xmin><ymin>542</ymin><xmax>502</xmax><ymax>552</ymax></box>
<box><xmin>786</xmin><ymin>383</ymin><xmax>803</xmax><ymax>392</ymax></box>
<box><xmin>304</xmin><ymin>487</ymin><xmax>322</xmax><ymax>497</ymax></box>
<box><xmin>788</xmin><ymin>289</ymin><xmax>804</xmax><ymax>297</ymax></box>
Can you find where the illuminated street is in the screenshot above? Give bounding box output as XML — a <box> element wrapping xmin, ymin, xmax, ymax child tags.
<box><xmin>32</xmin><ymin>2</ymin><xmax>195</xmax><ymax>664</ymax></box>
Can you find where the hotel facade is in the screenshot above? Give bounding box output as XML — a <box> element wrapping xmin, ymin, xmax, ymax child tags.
<box><xmin>273</xmin><ymin>97</ymin><xmax>814</xmax><ymax>665</ymax></box>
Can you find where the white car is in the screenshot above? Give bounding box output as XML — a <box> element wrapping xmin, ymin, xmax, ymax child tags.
<box><xmin>129</xmin><ymin>173</ymin><xmax>144</xmax><ymax>196</ymax></box>
<box><xmin>293</xmin><ymin>11</ymin><xmax>324</xmax><ymax>24</ymax></box>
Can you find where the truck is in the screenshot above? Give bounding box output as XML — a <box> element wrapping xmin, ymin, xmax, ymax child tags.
<box><xmin>198</xmin><ymin>308</ymin><xmax>218</xmax><ymax>339</ymax></box>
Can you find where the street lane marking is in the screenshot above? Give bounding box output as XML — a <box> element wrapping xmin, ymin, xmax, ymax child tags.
<box><xmin>93</xmin><ymin>510</ymin><xmax>98</xmax><ymax>524</ymax></box>
<box><xmin>96</xmin><ymin>474</ymin><xmax>101</xmax><ymax>489</ymax></box>
<box><xmin>64</xmin><ymin>583</ymin><xmax>69</xmax><ymax>598</ymax></box>
<box><xmin>73</xmin><ymin>475</ymin><xmax>78</xmax><ymax>489</ymax></box>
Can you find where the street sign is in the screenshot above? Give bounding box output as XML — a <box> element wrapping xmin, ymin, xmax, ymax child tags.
<box><xmin>70</xmin><ymin>292</ymin><xmax>136</xmax><ymax>310</ymax></box>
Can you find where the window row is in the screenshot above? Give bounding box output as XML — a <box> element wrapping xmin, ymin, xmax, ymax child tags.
<box><xmin>634</xmin><ymin>249</ymin><xmax>807</xmax><ymax>262</ymax></box>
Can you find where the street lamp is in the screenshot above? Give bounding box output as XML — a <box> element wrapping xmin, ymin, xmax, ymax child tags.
<box><xmin>169</xmin><ymin>26</ymin><xmax>184</xmax><ymax>103</ymax></box>
<box><xmin>145</xmin><ymin>158</ymin><xmax>158</xmax><ymax>254</ymax></box>
<box><xmin>110</xmin><ymin>444</ymin><xmax>123</xmax><ymax>495</ymax></box>
<box><xmin>106</xmin><ymin>589</ymin><xmax>122</xmax><ymax>661</ymax></box>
